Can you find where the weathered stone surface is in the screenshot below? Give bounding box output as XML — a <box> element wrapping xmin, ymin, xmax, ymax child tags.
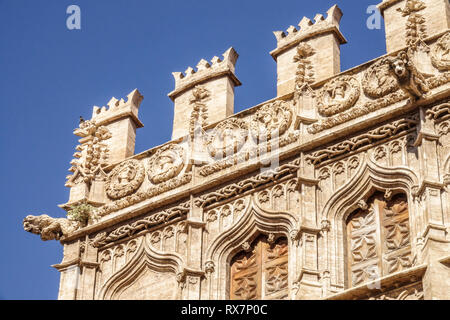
<box><xmin>23</xmin><ymin>0</ymin><xmax>450</xmax><ymax>300</ymax></box>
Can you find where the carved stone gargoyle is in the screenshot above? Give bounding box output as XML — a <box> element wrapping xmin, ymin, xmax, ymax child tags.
<box><xmin>23</xmin><ymin>215</ymin><xmax>81</xmax><ymax>241</ymax></box>
<box><xmin>387</xmin><ymin>50</ymin><xmax>429</xmax><ymax>100</ymax></box>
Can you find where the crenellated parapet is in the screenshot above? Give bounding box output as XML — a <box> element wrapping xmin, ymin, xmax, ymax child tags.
<box><xmin>270</xmin><ymin>5</ymin><xmax>347</xmax><ymax>97</ymax></box>
<box><xmin>92</xmin><ymin>89</ymin><xmax>144</xmax><ymax>128</ymax></box>
<box><xmin>169</xmin><ymin>47</ymin><xmax>240</xmax><ymax>98</ymax></box>
<box><xmin>90</xmin><ymin>89</ymin><xmax>144</xmax><ymax>166</ymax></box>
<box><xmin>271</xmin><ymin>5</ymin><xmax>346</xmax><ymax>55</ymax></box>
<box><xmin>168</xmin><ymin>48</ymin><xmax>241</xmax><ymax>140</ymax></box>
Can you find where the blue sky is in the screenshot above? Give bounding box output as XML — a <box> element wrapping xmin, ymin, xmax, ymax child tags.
<box><xmin>0</xmin><ymin>0</ymin><xmax>385</xmax><ymax>299</ymax></box>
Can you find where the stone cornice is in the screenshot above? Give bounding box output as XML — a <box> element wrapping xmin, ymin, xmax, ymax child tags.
<box><xmin>412</xmin><ymin>179</ymin><xmax>445</xmax><ymax>197</ymax></box>
<box><xmin>51</xmin><ymin>257</ymin><xmax>81</xmax><ymax>271</ymax></box>
<box><xmin>326</xmin><ymin>264</ymin><xmax>428</xmax><ymax>300</ymax></box>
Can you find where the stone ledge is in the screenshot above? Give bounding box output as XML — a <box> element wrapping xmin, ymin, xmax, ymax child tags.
<box><xmin>326</xmin><ymin>264</ymin><xmax>427</xmax><ymax>300</ymax></box>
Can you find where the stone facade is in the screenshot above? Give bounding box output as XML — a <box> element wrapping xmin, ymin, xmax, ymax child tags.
<box><xmin>23</xmin><ymin>0</ymin><xmax>450</xmax><ymax>300</ymax></box>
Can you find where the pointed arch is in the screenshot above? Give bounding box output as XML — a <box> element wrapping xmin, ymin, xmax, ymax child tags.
<box><xmin>320</xmin><ymin>155</ymin><xmax>419</xmax><ymax>288</ymax></box>
<box><xmin>205</xmin><ymin>197</ymin><xmax>299</xmax><ymax>300</ymax></box>
<box><xmin>321</xmin><ymin>155</ymin><xmax>419</xmax><ymax>222</ymax></box>
<box><xmin>98</xmin><ymin>236</ymin><xmax>185</xmax><ymax>300</ymax></box>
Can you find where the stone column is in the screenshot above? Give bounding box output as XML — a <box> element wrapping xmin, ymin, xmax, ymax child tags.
<box><xmin>52</xmin><ymin>241</ymin><xmax>82</xmax><ymax>300</ymax></box>
<box><xmin>79</xmin><ymin>236</ymin><xmax>99</xmax><ymax>300</ymax></box>
<box><xmin>294</xmin><ymin>153</ymin><xmax>322</xmax><ymax>299</ymax></box>
<box><xmin>413</xmin><ymin>106</ymin><xmax>450</xmax><ymax>300</ymax></box>
<box><xmin>182</xmin><ymin>195</ymin><xmax>207</xmax><ymax>299</ymax></box>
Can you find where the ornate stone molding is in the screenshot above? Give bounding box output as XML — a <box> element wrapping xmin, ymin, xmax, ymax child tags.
<box><xmin>426</xmin><ymin>102</ymin><xmax>450</xmax><ymax>121</ymax></box>
<box><xmin>195</xmin><ymin>159</ymin><xmax>300</xmax><ymax>208</ymax></box>
<box><xmin>189</xmin><ymin>85</ymin><xmax>211</xmax><ymax>137</ymax></box>
<box><xmin>308</xmin><ymin>51</ymin><xmax>450</xmax><ymax>135</ymax></box>
<box><xmin>397</xmin><ymin>0</ymin><xmax>427</xmax><ymax>47</ymax></box>
<box><xmin>105</xmin><ymin>159</ymin><xmax>145</xmax><ymax>200</ymax></box>
<box><xmin>98</xmin><ymin>239</ymin><xmax>185</xmax><ymax>300</ymax></box>
<box><xmin>66</xmin><ymin>120</ymin><xmax>112</xmax><ymax>187</ymax></box>
<box><xmin>148</xmin><ymin>144</ymin><xmax>185</xmax><ymax>184</ymax></box>
<box><xmin>306</xmin><ymin>115</ymin><xmax>418</xmax><ymax>166</ymax></box>
<box><xmin>318</xmin><ymin>75</ymin><xmax>360</xmax><ymax>117</ymax></box>
<box><xmin>307</xmin><ymin>90</ymin><xmax>408</xmax><ymax>134</ymax></box>
<box><xmin>96</xmin><ymin>173</ymin><xmax>192</xmax><ymax>217</ymax></box>
<box><xmin>293</xmin><ymin>43</ymin><xmax>315</xmax><ymax>95</ymax></box>
<box><xmin>92</xmin><ymin>202</ymin><xmax>190</xmax><ymax>248</ymax></box>
<box><xmin>199</xmin><ymin>131</ymin><xmax>299</xmax><ymax>177</ymax></box>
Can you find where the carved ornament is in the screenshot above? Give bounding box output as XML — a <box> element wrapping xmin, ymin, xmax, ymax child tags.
<box><xmin>148</xmin><ymin>144</ymin><xmax>185</xmax><ymax>184</ymax></box>
<box><xmin>318</xmin><ymin>76</ymin><xmax>360</xmax><ymax>117</ymax></box>
<box><xmin>105</xmin><ymin>159</ymin><xmax>145</xmax><ymax>200</ymax></box>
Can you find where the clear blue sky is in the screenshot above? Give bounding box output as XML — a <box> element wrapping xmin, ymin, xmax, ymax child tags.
<box><xmin>0</xmin><ymin>0</ymin><xmax>385</xmax><ymax>299</ymax></box>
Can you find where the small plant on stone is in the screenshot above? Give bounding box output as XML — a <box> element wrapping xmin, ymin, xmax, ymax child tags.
<box><xmin>67</xmin><ymin>203</ymin><xmax>93</xmax><ymax>226</ymax></box>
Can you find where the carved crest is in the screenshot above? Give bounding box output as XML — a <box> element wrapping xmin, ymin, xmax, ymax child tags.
<box><xmin>204</xmin><ymin>118</ymin><xmax>248</xmax><ymax>158</ymax></box>
<box><xmin>148</xmin><ymin>144</ymin><xmax>185</xmax><ymax>184</ymax></box>
<box><xmin>293</xmin><ymin>42</ymin><xmax>315</xmax><ymax>89</ymax></box>
<box><xmin>362</xmin><ymin>59</ymin><xmax>400</xmax><ymax>99</ymax></box>
<box><xmin>105</xmin><ymin>159</ymin><xmax>145</xmax><ymax>199</ymax></box>
<box><xmin>250</xmin><ymin>100</ymin><xmax>292</xmax><ymax>143</ymax></box>
<box><xmin>189</xmin><ymin>85</ymin><xmax>211</xmax><ymax>136</ymax></box>
<box><xmin>318</xmin><ymin>76</ymin><xmax>360</xmax><ymax>117</ymax></box>
<box><xmin>431</xmin><ymin>32</ymin><xmax>450</xmax><ymax>71</ymax></box>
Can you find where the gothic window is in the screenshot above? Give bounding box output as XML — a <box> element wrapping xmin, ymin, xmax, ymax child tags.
<box><xmin>230</xmin><ymin>235</ymin><xmax>289</xmax><ymax>300</ymax></box>
<box><xmin>346</xmin><ymin>192</ymin><xmax>413</xmax><ymax>288</ymax></box>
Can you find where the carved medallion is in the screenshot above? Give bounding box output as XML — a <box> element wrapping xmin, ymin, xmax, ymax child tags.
<box><xmin>318</xmin><ymin>76</ymin><xmax>360</xmax><ymax>117</ymax></box>
<box><xmin>397</xmin><ymin>0</ymin><xmax>427</xmax><ymax>47</ymax></box>
<box><xmin>362</xmin><ymin>59</ymin><xmax>399</xmax><ymax>98</ymax></box>
<box><xmin>148</xmin><ymin>144</ymin><xmax>185</xmax><ymax>184</ymax></box>
<box><xmin>106</xmin><ymin>159</ymin><xmax>145</xmax><ymax>199</ymax></box>
<box><xmin>250</xmin><ymin>100</ymin><xmax>292</xmax><ymax>143</ymax></box>
<box><xmin>204</xmin><ymin>118</ymin><xmax>248</xmax><ymax>158</ymax></box>
<box><xmin>431</xmin><ymin>32</ymin><xmax>450</xmax><ymax>72</ymax></box>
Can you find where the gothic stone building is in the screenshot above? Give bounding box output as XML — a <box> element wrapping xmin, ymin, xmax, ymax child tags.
<box><xmin>24</xmin><ymin>0</ymin><xmax>450</xmax><ymax>300</ymax></box>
